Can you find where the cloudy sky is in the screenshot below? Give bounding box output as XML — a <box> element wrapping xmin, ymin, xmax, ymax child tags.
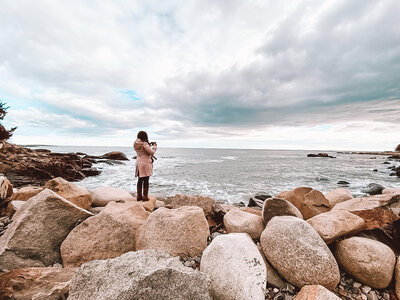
<box><xmin>1</xmin><ymin>0</ymin><xmax>399</xmax><ymax>150</ymax></box>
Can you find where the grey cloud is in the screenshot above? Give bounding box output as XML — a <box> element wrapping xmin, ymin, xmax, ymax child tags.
<box><xmin>155</xmin><ymin>0</ymin><xmax>400</xmax><ymax>128</ymax></box>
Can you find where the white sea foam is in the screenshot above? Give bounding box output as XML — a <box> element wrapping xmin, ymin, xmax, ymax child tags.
<box><xmin>221</xmin><ymin>156</ymin><xmax>237</xmax><ymax>160</ymax></box>
<box><xmin>36</xmin><ymin>146</ymin><xmax>400</xmax><ymax>204</ymax></box>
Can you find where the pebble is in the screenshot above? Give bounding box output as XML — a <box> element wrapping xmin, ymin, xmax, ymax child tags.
<box><xmin>53</xmin><ymin>263</ymin><xmax>63</xmax><ymax>268</ymax></box>
<box><xmin>367</xmin><ymin>291</ymin><xmax>378</xmax><ymax>300</ymax></box>
<box><xmin>361</xmin><ymin>286</ymin><xmax>371</xmax><ymax>294</ymax></box>
<box><xmin>353</xmin><ymin>282</ymin><xmax>362</xmax><ymax>288</ymax></box>
<box><xmin>352</xmin><ymin>287</ymin><xmax>360</xmax><ymax>294</ymax></box>
<box><xmin>382</xmin><ymin>292</ymin><xmax>390</xmax><ymax>300</ymax></box>
<box><xmin>210</xmin><ymin>232</ymin><xmax>221</xmax><ymax>240</ymax></box>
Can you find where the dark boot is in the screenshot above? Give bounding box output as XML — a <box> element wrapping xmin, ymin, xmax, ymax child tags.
<box><xmin>143</xmin><ymin>186</ymin><xmax>149</xmax><ymax>201</ymax></box>
<box><xmin>137</xmin><ymin>180</ymin><xmax>143</xmax><ymax>201</ymax></box>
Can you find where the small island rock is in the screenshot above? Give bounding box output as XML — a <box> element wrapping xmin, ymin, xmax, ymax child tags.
<box><xmin>101</xmin><ymin>151</ymin><xmax>129</xmax><ymax>160</ymax></box>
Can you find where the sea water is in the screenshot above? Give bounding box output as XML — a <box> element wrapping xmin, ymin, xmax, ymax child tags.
<box><xmin>31</xmin><ymin>146</ymin><xmax>400</xmax><ymax>204</ymax></box>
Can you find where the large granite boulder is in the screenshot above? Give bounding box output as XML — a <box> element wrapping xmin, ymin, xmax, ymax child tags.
<box><xmin>351</xmin><ymin>207</ymin><xmax>398</xmax><ymax>230</ymax></box>
<box><xmin>136</xmin><ymin>206</ymin><xmax>209</xmax><ymax>257</ymax></box>
<box><xmin>0</xmin><ymin>189</ymin><xmax>92</xmax><ymax>269</ymax></box>
<box><xmin>164</xmin><ymin>194</ymin><xmax>214</xmax><ymax>216</ymax></box>
<box><xmin>0</xmin><ymin>267</ymin><xmax>76</xmax><ymax>299</ymax></box>
<box><xmin>61</xmin><ymin>202</ymin><xmax>149</xmax><ymax>267</ymax></box>
<box><xmin>382</xmin><ymin>187</ymin><xmax>400</xmax><ymax>195</ymax></box>
<box><xmin>4</xmin><ymin>200</ymin><xmax>26</xmax><ymax>216</ymax></box>
<box><xmin>276</xmin><ymin>187</ymin><xmax>330</xmax><ymax>219</ymax></box>
<box><xmin>0</xmin><ymin>176</ymin><xmax>13</xmax><ymax>200</ymax></box>
<box><xmin>223</xmin><ymin>209</ymin><xmax>264</xmax><ymax>239</ymax></box>
<box><xmin>324</xmin><ymin>188</ymin><xmax>353</xmax><ymax>207</ymax></box>
<box><xmin>44</xmin><ymin>177</ymin><xmax>92</xmax><ymax>210</ymax></box>
<box><xmin>256</xmin><ymin>245</ymin><xmax>286</xmax><ymax>289</ymax></box>
<box><xmin>68</xmin><ymin>250</ymin><xmax>212</xmax><ymax>300</ymax></box>
<box><xmin>294</xmin><ymin>285</ymin><xmax>340</xmax><ymax>300</ymax></box>
<box><xmin>260</xmin><ymin>216</ymin><xmax>340</xmax><ymax>290</ymax></box>
<box><xmin>334</xmin><ymin>237</ymin><xmax>396</xmax><ymax>289</ymax></box>
<box><xmin>240</xmin><ymin>207</ymin><xmax>262</xmax><ymax>217</ymax></box>
<box><xmin>91</xmin><ymin>186</ymin><xmax>135</xmax><ymax>207</ymax></box>
<box><xmin>200</xmin><ymin>233</ymin><xmax>267</xmax><ymax>300</ymax></box>
<box><xmin>262</xmin><ymin>197</ymin><xmax>303</xmax><ymax>225</ymax></box>
<box><xmin>332</xmin><ymin>193</ymin><xmax>400</xmax><ymax>212</ymax></box>
<box><xmin>307</xmin><ymin>210</ymin><xmax>365</xmax><ymax>244</ymax></box>
<box><xmin>10</xmin><ymin>186</ymin><xmax>43</xmax><ymax>201</ymax></box>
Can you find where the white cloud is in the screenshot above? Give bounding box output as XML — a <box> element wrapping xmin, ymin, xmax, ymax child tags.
<box><xmin>0</xmin><ymin>0</ymin><xmax>399</xmax><ymax>150</ymax></box>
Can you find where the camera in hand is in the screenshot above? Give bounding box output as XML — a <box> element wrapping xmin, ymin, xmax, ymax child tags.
<box><xmin>149</xmin><ymin>141</ymin><xmax>156</xmax><ymax>146</ymax></box>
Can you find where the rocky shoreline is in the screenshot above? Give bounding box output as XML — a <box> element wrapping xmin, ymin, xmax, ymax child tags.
<box><xmin>0</xmin><ymin>171</ymin><xmax>400</xmax><ymax>299</ymax></box>
<box><xmin>0</xmin><ymin>142</ymin><xmax>128</xmax><ymax>187</ymax></box>
<box><xmin>307</xmin><ymin>150</ymin><xmax>400</xmax><ymax>178</ymax></box>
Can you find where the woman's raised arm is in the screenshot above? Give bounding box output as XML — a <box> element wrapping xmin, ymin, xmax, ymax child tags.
<box><xmin>143</xmin><ymin>143</ymin><xmax>157</xmax><ymax>155</ymax></box>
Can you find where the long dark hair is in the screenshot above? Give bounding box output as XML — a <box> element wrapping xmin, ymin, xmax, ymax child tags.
<box><xmin>137</xmin><ymin>131</ymin><xmax>149</xmax><ymax>144</ymax></box>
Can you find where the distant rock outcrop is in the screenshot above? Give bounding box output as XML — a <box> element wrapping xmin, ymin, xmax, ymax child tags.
<box><xmin>0</xmin><ymin>143</ymin><xmax>101</xmax><ymax>187</ymax></box>
<box><xmin>395</xmin><ymin>144</ymin><xmax>400</xmax><ymax>152</ymax></box>
<box><xmin>101</xmin><ymin>151</ymin><xmax>129</xmax><ymax>160</ymax></box>
<box><xmin>307</xmin><ymin>153</ymin><xmax>336</xmax><ymax>158</ymax></box>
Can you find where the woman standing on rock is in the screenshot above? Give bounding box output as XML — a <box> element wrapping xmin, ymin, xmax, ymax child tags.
<box><xmin>134</xmin><ymin>131</ymin><xmax>157</xmax><ymax>201</ymax></box>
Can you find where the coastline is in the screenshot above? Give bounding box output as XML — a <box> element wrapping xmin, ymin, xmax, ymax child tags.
<box><xmin>0</xmin><ymin>174</ymin><xmax>399</xmax><ymax>299</ymax></box>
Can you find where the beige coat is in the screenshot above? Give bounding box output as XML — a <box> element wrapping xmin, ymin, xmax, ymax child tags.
<box><xmin>134</xmin><ymin>138</ymin><xmax>157</xmax><ymax>178</ymax></box>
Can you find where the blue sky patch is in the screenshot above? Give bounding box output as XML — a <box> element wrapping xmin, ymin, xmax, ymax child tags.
<box><xmin>118</xmin><ymin>90</ymin><xmax>141</xmax><ymax>102</ymax></box>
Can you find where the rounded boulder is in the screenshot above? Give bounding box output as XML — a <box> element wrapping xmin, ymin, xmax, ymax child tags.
<box><xmin>10</xmin><ymin>186</ymin><xmax>43</xmax><ymax>201</ymax></box>
<box><xmin>262</xmin><ymin>197</ymin><xmax>303</xmax><ymax>225</ymax></box>
<box><xmin>91</xmin><ymin>186</ymin><xmax>135</xmax><ymax>207</ymax></box>
<box><xmin>324</xmin><ymin>188</ymin><xmax>353</xmax><ymax>207</ymax></box>
<box><xmin>136</xmin><ymin>206</ymin><xmax>209</xmax><ymax>257</ymax></box>
<box><xmin>294</xmin><ymin>285</ymin><xmax>340</xmax><ymax>300</ymax></box>
<box><xmin>334</xmin><ymin>237</ymin><xmax>395</xmax><ymax>289</ymax></box>
<box><xmin>200</xmin><ymin>233</ymin><xmax>267</xmax><ymax>300</ymax></box>
<box><xmin>44</xmin><ymin>177</ymin><xmax>92</xmax><ymax>210</ymax></box>
<box><xmin>224</xmin><ymin>209</ymin><xmax>264</xmax><ymax>239</ymax></box>
<box><xmin>61</xmin><ymin>202</ymin><xmax>150</xmax><ymax>267</ymax></box>
<box><xmin>260</xmin><ymin>216</ymin><xmax>340</xmax><ymax>290</ymax></box>
<box><xmin>307</xmin><ymin>210</ymin><xmax>365</xmax><ymax>244</ymax></box>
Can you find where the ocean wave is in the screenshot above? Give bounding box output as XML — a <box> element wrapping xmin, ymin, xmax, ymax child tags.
<box><xmin>221</xmin><ymin>156</ymin><xmax>238</xmax><ymax>160</ymax></box>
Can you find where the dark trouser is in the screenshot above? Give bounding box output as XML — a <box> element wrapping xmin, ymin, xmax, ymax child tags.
<box><xmin>137</xmin><ymin>176</ymin><xmax>149</xmax><ymax>201</ymax></box>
